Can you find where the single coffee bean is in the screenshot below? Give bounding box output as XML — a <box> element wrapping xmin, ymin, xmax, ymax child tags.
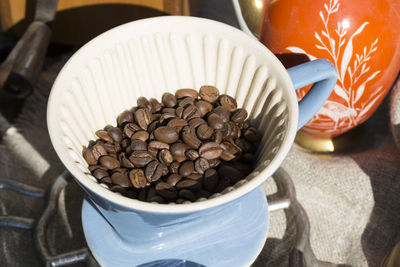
<box><xmin>166</xmin><ymin>174</ymin><xmax>182</xmax><ymax>186</ymax></box>
<box><xmin>88</xmin><ymin>165</ymin><xmax>106</xmax><ymax>172</ymax></box>
<box><xmin>122</xmin><ymin>190</ymin><xmax>138</xmax><ymax>199</ymax></box>
<box><xmin>196</xmin><ymin>190</ymin><xmax>212</xmax><ymax>199</ymax></box>
<box><xmin>199</xmin><ymin>85</ymin><xmax>220</xmax><ymax>103</ymax></box>
<box><xmin>187</xmin><ymin>173</ymin><xmax>203</xmax><ymax>181</ymax></box>
<box><xmin>194</xmin><ymin>157</ymin><xmax>210</xmax><ymax>174</ymax></box>
<box><xmin>232</xmin><ymin>161</ymin><xmax>253</xmax><ymax>176</ymax></box>
<box><xmin>169</xmin><ymin>161</ymin><xmax>180</xmax><ymax>174</ymax></box>
<box><xmin>160</xmin><ymin>113</ymin><xmax>177</xmax><ymax>124</ymax></box>
<box><xmin>175</xmin><ymin>88</ymin><xmax>198</xmax><ymax>99</ymax></box>
<box><xmin>129</xmin><ymin>151</ymin><xmax>153</xmax><ymax>167</ymax></box>
<box><xmin>148</xmin><ymin>141</ymin><xmax>170</xmax><ymax>150</ymax></box>
<box><xmin>145</xmin><ymin>186</ymin><xmax>157</xmax><ymax>202</ymax></box>
<box><xmin>107</xmin><ymin>127</ymin><xmax>123</xmax><ymax>143</ymax></box>
<box><xmin>212</xmin><ymin>106</ymin><xmax>230</xmax><ymax>123</ymax></box>
<box><xmin>111</xmin><ymin>172</ymin><xmax>130</xmax><ymax>188</ymax></box>
<box><xmin>185</xmin><ymin>149</ymin><xmax>199</xmax><ymax>161</ymax></box>
<box><xmin>219</xmin><ymin>94</ymin><xmax>237</xmax><ymax>112</ymax></box>
<box><xmin>95</xmin><ymin>130</ymin><xmax>113</xmax><ymax>143</ymax></box>
<box><xmin>149</xmin><ymin>195</ymin><xmax>166</xmax><ymax>204</ymax></box>
<box><xmin>117</xmin><ymin>110</ymin><xmax>134</xmax><ymax>126</ymax></box>
<box><xmin>218</xmin><ymin>165</ymin><xmax>244</xmax><ymax>185</ymax></box>
<box><xmin>148</xmin><ymin>120</ymin><xmax>160</xmax><ymax>133</ymax></box>
<box><xmin>131</xmin><ymin>130</ymin><xmax>149</xmax><ymax>142</ymax></box>
<box><xmin>119</xmin><ymin>152</ymin><xmax>136</xmax><ymax>168</ymax></box>
<box><xmin>178</xmin><ymin>189</ymin><xmax>196</xmax><ymax>201</ymax></box>
<box><xmin>134</xmin><ymin>108</ymin><xmax>152</xmax><ymax>130</ymax></box>
<box><xmin>197</xmin><ymin>124</ymin><xmax>214</xmax><ymax>140</ymax></box>
<box><xmin>149</xmin><ymin>98</ymin><xmax>162</xmax><ymax>113</ymax></box>
<box><xmin>196</xmin><ymin>100</ymin><xmax>213</xmax><ymax>117</ymax></box>
<box><xmin>162</xmin><ymin>93</ymin><xmax>177</xmax><ymax>108</ymax></box>
<box><xmin>175</xmin><ymin>106</ymin><xmax>184</xmax><ymax>118</ymax></box>
<box><xmin>99</xmin><ymin>155</ymin><xmax>120</xmax><ymax>169</ymax></box>
<box><xmin>131</xmin><ymin>139</ymin><xmax>147</xmax><ymax>151</ymax></box>
<box><xmin>145</xmin><ymin>161</ymin><xmax>164</xmax><ymax>182</ymax></box>
<box><xmin>110</xmin><ymin>185</ymin><xmax>126</xmax><ymax>194</ymax></box>
<box><xmin>92</xmin><ymin>143</ymin><xmax>107</xmax><ymax>160</ymax></box>
<box><xmin>182</xmin><ymin>104</ymin><xmax>201</xmax><ymax>120</ymax></box>
<box><xmin>100</xmin><ymin>177</ymin><xmax>112</xmax><ymax>185</ymax></box>
<box><xmin>199</xmin><ymin>142</ymin><xmax>222</xmax><ymax>160</ymax></box>
<box><xmin>243</xmin><ymin>127</ymin><xmax>261</xmax><ymax>143</ymax></box>
<box><xmin>123</xmin><ymin>123</ymin><xmax>141</xmax><ymax>138</ymax></box>
<box><xmin>213</xmin><ymin>129</ymin><xmax>224</xmax><ymax>144</ymax></box>
<box><xmin>102</xmin><ymin>142</ymin><xmax>118</xmax><ymax>153</ymax></box>
<box><xmin>188</xmin><ymin>117</ymin><xmax>206</xmax><ymax>129</ymax></box>
<box><xmin>111</xmin><ymin>167</ymin><xmax>128</xmax><ymax>174</ymax></box>
<box><xmin>103</xmin><ymin>125</ymin><xmax>113</xmax><ymax>131</ymax></box>
<box><xmin>231</xmin><ymin>108</ymin><xmax>248</xmax><ymax>123</ymax></box>
<box><xmin>182</xmin><ymin>126</ymin><xmax>201</xmax><ymax>149</ymax></box>
<box><xmin>162</xmin><ymin>164</ymin><xmax>169</xmax><ymax>176</ymax></box>
<box><xmin>176</xmin><ymin>179</ymin><xmax>202</xmax><ymax>191</ymax></box>
<box><xmin>214</xmin><ymin>175</ymin><xmax>230</xmax><ymax>193</ymax></box>
<box><xmin>220</xmin><ymin>141</ymin><xmax>240</xmax><ymax>161</ymax></box>
<box><xmin>204</xmin><ymin>169</ymin><xmax>219</xmax><ymax>192</ymax></box>
<box><xmin>178</xmin><ymin>96</ymin><xmax>195</xmax><ymax>107</ymax></box>
<box><xmin>137</xmin><ymin>97</ymin><xmax>152</xmax><ymax>110</ymax></box>
<box><xmin>153</xmin><ymin>126</ymin><xmax>179</xmax><ymax>144</ymax></box>
<box><xmin>93</xmin><ymin>169</ymin><xmax>109</xmax><ymax>180</ymax></box>
<box><xmin>162</xmin><ymin>107</ymin><xmax>176</xmax><ymax>114</ymax></box>
<box><xmin>159</xmin><ymin>149</ymin><xmax>173</xmax><ymax>165</ymax></box>
<box><xmin>207</xmin><ymin>113</ymin><xmax>224</xmax><ymax>130</ymax></box>
<box><xmin>179</xmin><ymin>161</ymin><xmax>195</xmax><ymax>177</ymax></box>
<box><xmin>129</xmin><ymin>169</ymin><xmax>147</xmax><ymax>189</ymax></box>
<box><xmin>138</xmin><ymin>187</ymin><xmax>149</xmax><ymax>201</ymax></box>
<box><xmin>155</xmin><ymin>182</ymin><xmax>178</xmax><ymax>200</ymax></box>
<box><xmin>235</xmin><ymin>138</ymin><xmax>255</xmax><ymax>153</ymax></box>
<box><xmin>170</xmin><ymin>142</ymin><xmax>188</xmax><ymax>162</ymax></box>
<box><xmin>167</xmin><ymin>118</ymin><xmax>188</xmax><ymax>131</ymax></box>
<box><xmin>176</xmin><ymin>198</ymin><xmax>186</xmax><ymax>204</ymax></box>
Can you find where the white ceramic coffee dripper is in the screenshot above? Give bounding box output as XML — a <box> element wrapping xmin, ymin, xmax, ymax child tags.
<box><xmin>47</xmin><ymin>16</ymin><xmax>336</xmax><ymax>267</ymax></box>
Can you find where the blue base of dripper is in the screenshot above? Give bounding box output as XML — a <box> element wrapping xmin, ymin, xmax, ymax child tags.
<box><xmin>81</xmin><ymin>187</ymin><xmax>269</xmax><ymax>267</ymax></box>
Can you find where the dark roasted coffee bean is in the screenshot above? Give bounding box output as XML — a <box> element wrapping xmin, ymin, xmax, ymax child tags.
<box><xmin>235</xmin><ymin>138</ymin><xmax>255</xmax><ymax>153</ymax></box>
<box><xmin>220</xmin><ymin>141</ymin><xmax>241</xmax><ymax>161</ymax></box>
<box><xmin>138</xmin><ymin>187</ymin><xmax>148</xmax><ymax>201</ymax></box>
<box><xmin>175</xmin><ymin>88</ymin><xmax>198</xmax><ymax>99</ymax></box>
<box><xmin>153</xmin><ymin>126</ymin><xmax>179</xmax><ymax>144</ymax></box>
<box><xmin>170</xmin><ymin>143</ymin><xmax>188</xmax><ymax>162</ymax></box>
<box><xmin>219</xmin><ymin>94</ymin><xmax>237</xmax><ymax>112</ymax></box>
<box><xmin>197</xmin><ymin>124</ymin><xmax>214</xmax><ymax>140</ymax></box>
<box><xmin>212</xmin><ymin>106</ymin><xmax>230</xmax><ymax>122</ymax></box>
<box><xmin>188</xmin><ymin>118</ymin><xmax>206</xmax><ymax>129</ymax></box>
<box><xmin>176</xmin><ymin>198</ymin><xmax>186</xmax><ymax>204</ymax></box>
<box><xmin>215</xmin><ymin>175</ymin><xmax>230</xmax><ymax>193</ymax></box>
<box><xmin>243</xmin><ymin>127</ymin><xmax>261</xmax><ymax>143</ymax></box>
<box><xmin>166</xmin><ymin>174</ymin><xmax>182</xmax><ymax>186</ymax></box>
<box><xmin>178</xmin><ymin>96</ymin><xmax>195</xmax><ymax>107</ymax></box>
<box><xmin>176</xmin><ymin>179</ymin><xmax>201</xmax><ymax>191</ymax></box>
<box><xmin>196</xmin><ymin>190</ymin><xmax>212</xmax><ymax>199</ymax></box>
<box><xmin>179</xmin><ymin>161</ymin><xmax>195</xmax><ymax>177</ymax></box>
<box><xmin>117</xmin><ymin>110</ymin><xmax>134</xmax><ymax>126</ymax></box>
<box><xmin>194</xmin><ymin>157</ymin><xmax>210</xmax><ymax>174</ymax></box>
<box><xmin>131</xmin><ymin>139</ymin><xmax>147</xmax><ymax>151</ymax></box>
<box><xmin>199</xmin><ymin>85</ymin><xmax>220</xmax><ymax>103</ymax></box>
<box><xmin>93</xmin><ymin>169</ymin><xmax>109</xmax><ymax>180</ymax></box>
<box><xmin>123</xmin><ymin>123</ymin><xmax>141</xmax><ymax>138</ymax></box>
<box><xmin>107</xmin><ymin>127</ymin><xmax>123</xmax><ymax>143</ymax></box>
<box><xmin>241</xmin><ymin>120</ymin><xmax>250</xmax><ymax>130</ymax></box>
<box><xmin>233</xmin><ymin>161</ymin><xmax>253</xmax><ymax>176</ymax></box>
<box><xmin>129</xmin><ymin>151</ymin><xmax>153</xmax><ymax>167</ymax></box>
<box><xmin>129</xmin><ymin>169</ymin><xmax>147</xmax><ymax>188</ymax></box>
<box><xmin>92</xmin><ymin>143</ymin><xmax>107</xmax><ymax>160</ymax></box>
<box><xmin>160</xmin><ymin>113</ymin><xmax>176</xmax><ymax>124</ymax></box>
<box><xmin>121</xmin><ymin>138</ymin><xmax>131</xmax><ymax>150</ymax></box>
<box><xmin>182</xmin><ymin>104</ymin><xmax>201</xmax><ymax>120</ymax></box>
<box><xmin>231</xmin><ymin>108</ymin><xmax>248</xmax><ymax>123</ymax></box>
<box><xmin>100</xmin><ymin>177</ymin><xmax>112</xmax><ymax>185</ymax></box>
<box><xmin>146</xmin><ymin>186</ymin><xmax>157</xmax><ymax>202</ymax></box>
<box><xmin>241</xmin><ymin>153</ymin><xmax>257</xmax><ymax>163</ymax></box>
<box><xmin>182</xmin><ymin>126</ymin><xmax>201</xmax><ymax>149</ymax></box>
<box><xmin>162</xmin><ymin>93</ymin><xmax>177</xmax><ymax>108</ymax></box>
<box><xmin>149</xmin><ymin>98</ymin><xmax>162</xmax><ymax>113</ymax></box>
<box><xmin>196</xmin><ymin>100</ymin><xmax>213</xmax><ymax>117</ymax></box>
<box><xmin>155</xmin><ymin>182</ymin><xmax>178</xmax><ymax>200</ymax></box>
<box><xmin>111</xmin><ymin>167</ymin><xmax>128</xmax><ymax>174</ymax></box>
<box><xmin>131</xmin><ymin>130</ymin><xmax>149</xmax><ymax>142</ymax></box>
<box><xmin>134</xmin><ymin>108</ymin><xmax>152</xmax><ymax>130</ymax></box>
<box><xmin>119</xmin><ymin>152</ymin><xmax>135</xmax><ymax>168</ymax></box>
<box><xmin>110</xmin><ymin>185</ymin><xmax>126</xmax><ymax>194</ymax></box>
<box><xmin>185</xmin><ymin>149</ymin><xmax>199</xmax><ymax>161</ymax></box>
<box><xmin>102</xmin><ymin>142</ymin><xmax>117</xmax><ymax>153</ymax></box>
<box><xmin>148</xmin><ymin>120</ymin><xmax>160</xmax><ymax>133</ymax></box>
<box><xmin>145</xmin><ymin>161</ymin><xmax>163</xmax><ymax>182</ymax></box>
<box><xmin>218</xmin><ymin>165</ymin><xmax>244</xmax><ymax>185</ymax></box>
<box><xmin>207</xmin><ymin>113</ymin><xmax>224</xmax><ymax>130</ymax></box>
<box><xmin>99</xmin><ymin>155</ymin><xmax>120</xmax><ymax>169</ymax></box>
<box><xmin>148</xmin><ymin>141</ymin><xmax>170</xmax><ymax>150</ymax></box>
<box><xmin>159</xmin><ymin>149</ymin><xmax>173</xmax><ymax>165</ymax></box>
<box><xmin>167</xmin><ymin>118</ymin><xmax>188</xmax><ymax>131</ymax></box>
<box><xmin>122</xmin><ymin>190</ymin><xmax>138</xmax><ymax>199</ymax></box>
<box><xmin>207</xmin><ymin>158</ymin><xmax>221</xmax><ymax>168</ymax></box>
<box><xmin>95</xmin><ymin>130</ymin><xmax>113</xmax><ymax>143</ymax></box>
<box><xmin>178</xmin><ymin>189</ymin><xmax>196</xmax><ymax>201</ymax></box>
<box><xmin>204</xmin><ymin>169</ymin><xmax>219</xmax><ymax>192</ymax></box>
<box><xmin>199</xmin><ymin>142</ymin><xmax>222</xmax><ymax>160</ymax></box>
<box><xmin>111</xmin><ymin>172</ymin><xmax>130</xmax><ymax>188</ymax></box>
<box><xmin>103</xmin><ymin>125</ymin><xmax>113</xmax><ymax>131</ymax></box>
<box><xmin>137</xmin><ymin>97</ymin><xmax>152</xmax><ymax>110</ymax></box>
<box><xmin>169</xmin><ymin>161</ymin><xmax>180</xmax><ymax>174</ymax></box>
<box><xmin>175</xmin><ymin>106</ymin><xmax>184</xmax><ymax>118</ymax></box>
<box><xmin>187</xmin><ymin>173</ymin><xmax>203</xmax><ymax>181</ymax></box>
<box><xmin>213</xmin><ymin>129</ymin><xmax>224</xmax><ymax>144</ymax></box>
<box><xmin>149</xmin><ymin>195</ymin><xmax>166</xmax><ymax>204</ymax></box>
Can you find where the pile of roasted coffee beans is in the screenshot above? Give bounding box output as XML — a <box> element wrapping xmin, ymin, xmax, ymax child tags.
<box><xmin>82</xmin><ymin>86</ymin><xmax>261</xmax><ymax>204</ymax></box>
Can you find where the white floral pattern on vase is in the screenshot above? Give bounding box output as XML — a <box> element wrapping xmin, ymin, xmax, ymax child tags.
<box><xmin>286</xmin><ymin>0</ymin><xmax>384</xmax><ymax>136</ymax></box>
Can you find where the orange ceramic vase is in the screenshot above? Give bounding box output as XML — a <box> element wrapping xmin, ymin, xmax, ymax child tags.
<box><xmin>261</xmin><ymin>0</ymin><xmax>400</xmax><ymax>140</ymax></box>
